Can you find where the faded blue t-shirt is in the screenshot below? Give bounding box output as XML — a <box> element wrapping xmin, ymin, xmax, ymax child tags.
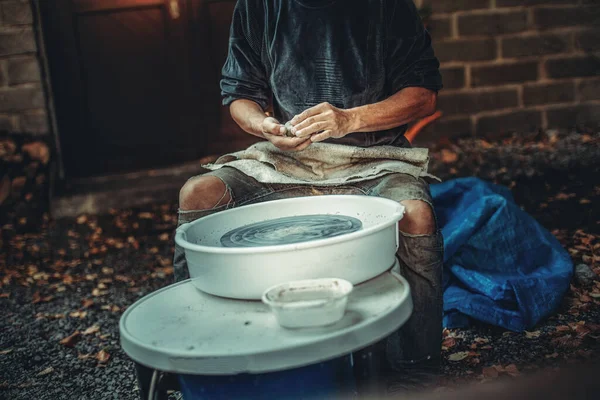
<box><xmin>221</xmin><ymin>0</ymin><xmax>443</xmax><ymax>147</ymax></box>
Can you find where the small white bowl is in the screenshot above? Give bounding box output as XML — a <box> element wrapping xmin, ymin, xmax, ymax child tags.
<box><xmin>261</xmin><ymin>278</ymin><xmax>353</xmax><ymax>329</ymax></box>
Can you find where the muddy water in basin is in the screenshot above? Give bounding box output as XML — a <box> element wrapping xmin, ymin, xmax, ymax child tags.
<box><xmin>220</xmin><ymin>214</ymin><xmax>362</xmax><ymax>248</ymax></box>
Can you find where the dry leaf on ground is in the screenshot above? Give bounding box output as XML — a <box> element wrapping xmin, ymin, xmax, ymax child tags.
<box><xmin>81</xmin><ymin>299</ymin><xmax>94</xmax><ymax>308</ymax></box>
<box><xmin>442</xmin><ymin>337</ymin><xmax>456</xmax><ymax>350</ymax></box>
<box><xmin>448</xmin><ymin>351</ymin><xmax>470</xmax><ymax>362</ymax></box>
<box><xmin>69</xmin><ymin>311</ymin><xmax>87</xmax><ymax>319</ymax></box>
<box><xmin>525</xmin><ymin>330</ymin><xmax>541</xmax><ymax>339</ymax></box>
<box><xmin>441</xmin><ymin>149</ymin><xmax>458</xmax><ymax>164</ymax></box>
<box><xmin>482</xmin><ymin>366</ymin><xmax>499</xmax><ymax>378</ymax></box>
<box><xmin>37</xmin><ymin>367</ymin><xmax>54</xmax><ymax>376</ymax></box>
<box><xmin>59</xmin><ymin>331</ymin><xmax>80</xmax><ymax>347</ymax></box>
<box><xmin>504</xmin><ymin>364</ymin><xmax>520</xmax><ymax>377</ymax></box>
<box><xmin>82</xmin><ymin>325</ymin><xmax>100</xmax><ymax>335</ymax></box>
<box><xmin>96</xmin><ymin>349</ymin><xmax>110</xmax><ymax>364</ymax></box>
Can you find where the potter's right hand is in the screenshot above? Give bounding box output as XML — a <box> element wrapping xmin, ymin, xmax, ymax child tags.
<box><xmin>262</xmin><ymin>117</ymin><xmax>311</xmax><ymax>152</ymax></box>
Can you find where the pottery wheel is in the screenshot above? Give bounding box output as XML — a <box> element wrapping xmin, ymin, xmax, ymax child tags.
<box><xmin>220</xmin><ymin>214</ymin><xmax>363</xmax><ymax>248</ymax></box>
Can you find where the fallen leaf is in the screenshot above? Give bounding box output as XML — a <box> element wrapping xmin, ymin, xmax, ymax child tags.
<box><xmin>82</xmin><ymin>299</ymin><xmax>94</xmax><ymax>308</ymax></box>
<box><xmin>575</xmin><ymin>324</ymin><xmax>591</xmax><ymax>338</ymax></box>
<box><xmin>482</xmin><ymin>366</ymin><xmax>499</xmax><ymax>378</ymax></box>
<box><xmin>441</xmin><ymin>337</ymin><xmax>456</xmax><ymax>350</ymax></box>
<box><xmin>579</xmin><ymin>198</ymin><xmax>591</xmax><ymax>204</ymax></box>
<box><xmin>554</xmin><ymin>192</ymin><xmax>575</xmax><ymax>201</ymax></box>
<box><xmin>525</xmin><ymin>330</ymin><xmax>541</xmax><ymax>339</ymax></box>
<box><xmin>69</xmin><ymin>311</ymin><xmax>87</xmax><ymax>319</ymax></box>
<box><xmin>580</xmin><ymin>294</ymin><xmax>592</xmax><ymax>303</ymax></box>
<box><xmin>92</xmin><ymin>288</ymin><xmax>108</xmax><ymax>297</ymax></box>
<box><xmin>504</xmin><ymin>364</ymin><xmax>520</xmax><ymax>377</ymax></box>
<box><xmin>473</xmin><ymin>337</ymin><xmax>489</xmax><ymax>344</ymax></box>
<box><xmin>159</xmin><ymin>233</ymin><xmax>169</xmax><ymax>241</ymax></box>
<box><xmin>469</xmin><ymin>357</ymin><xmax>480</xmax><ymax>365</ymax></box>
<box><xmin>77</xmin><ymin>353</ymin><xmax>92</xmax><ymax>360</ymax></box>
<box><xmin>0</xmin><ymin>293</ymin><xmax>9</xmax><ymax>298</ymax></box>
<box><xmin>448</xmin><ymin>351</ymin><xmax>470</xmax><ymax>362</ymax></box>
<box><xmin>555</xmin><ymin>325</ymin><xmax>571</xmax><ymax>332</ymax></box>
<box><xmin>82</xmin><ymin>325</ymin><xmax>100</xmax><ymax>335</ymax></box>
<box><xmin>37</xmin><ymin>367</ymin><xmax>54</xmax><ymax>376</ymax></box>
<box><xmin>440</xmin><ymin>149</ymin><xmax>458</xmax><ymax>164</ymax></box>
<box><xmin>0</xmin><ymin>349</ymin><xmax>13</xmax><ymax>355</ymax></box>
<box><xmin>115</xmin><ymin>275</ymin><xmax>130</xmax><ymax>283</ymax></box>
<box><xmin>96</xmin><ymin>349</ymin><xmax>110</xmax><ymax>364</ymax></box>
<box><xmin>138</xmin><ymin>212</ymin><xmax>153</xmax><ymax>219</ymax></box>
<box><xmin>59</xmin><ymin>331</ymin><xmax>80</xmax><ymax>347</ymax></box>
<box><xmin>545</xmin><ymin>352</ymin><xmax>559</xmax><ymax>359</ymax></box>
<box><xmin>100</xmin><ymin>304</ymin><xmax>120</xmax><ymax>313</ymax></box>
<box><xmin>76</xmin><ymin>215</ymin><xmax>87</xmax><ymax>224</ymax></box>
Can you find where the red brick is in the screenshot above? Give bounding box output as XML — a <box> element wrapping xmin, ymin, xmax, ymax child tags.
<box><xmin>440</xmin><ymin>67</ymin><xmax>465</xmax><ymax>90</ymax></box>
<box><xmin>435</xmin><ymin>38</ymin><xmax>497</xmax><ymax>63</ymax></box>
<box><xmin>546</xmin><ymin>104</ymin><xmax>600</xmax><ymax>131</ymax></box>
<box><xmin>2</xmin><ymin>1</ymin><xmax>33</xmax><ymax>25</ymax></box>
<box><xmin>422</xmin><ymin>0</ymin><xmax>490</xmax><ymax>13</ymax></box>
<box><xmin>523</xmin><ymin>82</ymin><xmax>575</xmax><ymax>106</ymax></box>
<box><xmin>476</xmin><ymin>110</ymin><xmax>542</xmax><ymax>137</ymax></box>
<box><xmin>0</xmin><ymin>87</ymin><xmax>44</xmax><ymax>112</ymax></box>
<box><xmin>502</xmin><ymin>34</ymin><xmax>570</xmax><ymax>58</ymax></box>
<box><xmin>416</xmin><ymin>117</ymin><xmax>473</xmax><ymax>145</ymax></box>
<box><xmin>578</xmin><ymin>79</ymin><xmax>600</xmax><ymax>102</ymax></box>
<box><xmin>8</xmin><ymin>56</ymin><xmax>41</xmax><ymax>85</ymax></box>
<box><xmin>458</xmin><ymin>11</ymin><xmax>528</xmax><ymax>37</ymax></box>
<box><xmin>0</xmin><ymin>115</ymin><xmax>15</xmax><ymax>132</ymax></box>
<box><xmin>0</xmin><ymin>29</ymin><xmax>36</xmax><ymax>56</ymax></box>
<box><xmin>534</xmin><ymin>6</ymin><xmax>600</xmax><ymax>30</ymax></box>
<box><xmin>546</xmin><ymin>56</ymin><xmax>600</xmax><ymax>79</ymax></box>
<box><xmin>426</xmin><ymin>16</ymin><xmax>452</xmax><ymax>40</ymax></box>
<box><xmin>21</xmin><ymin>112</ymin><xmax>49</xmax><ymax>135</ymax></box>
<box><xmin>437</xmin><ymin>89</ymin><xmax>518</xmax><ymax>117</ymax></box>
<box><xmin>575</xmin><ymin>29</ymin><xmax>600</xmax><ymax>52</ymax></box>
<box><xmin>471</xmin><ymin>61</ymin><xmax>538</xmax><ymax>87</ymax></box>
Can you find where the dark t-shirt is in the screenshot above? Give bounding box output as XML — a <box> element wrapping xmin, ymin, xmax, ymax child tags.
<box><xmin>220</xmin><ymin>0</ymin><xmax>443</xmax><ymax>147</ymax></box>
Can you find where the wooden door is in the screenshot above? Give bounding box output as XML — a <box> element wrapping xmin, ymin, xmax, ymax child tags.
<box><xmin>40</xmin><ymin>0</ymin><xmax>218</xmax><ymax>178</ymax></box>
<box><xmin>193</xmin><ymin>0</ymin><xmax>262</xmax><ymax>156</ymax></box>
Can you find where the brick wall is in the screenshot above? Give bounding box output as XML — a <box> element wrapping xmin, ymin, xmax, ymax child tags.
<box><xmin>418</xmin><ymin>0</ymin><xmax>600</xmax><ymax>140</ymax></box>
<box><xmin>0</xmin><ymin>0</ymin><xmax>49</xmax><ymax>136</ymax></box>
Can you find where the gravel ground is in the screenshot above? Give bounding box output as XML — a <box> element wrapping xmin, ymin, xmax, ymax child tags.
<box><xmin>1</xmin><ymin>131</ymin><xmax>599</xmax><ymax>399</ymax></box>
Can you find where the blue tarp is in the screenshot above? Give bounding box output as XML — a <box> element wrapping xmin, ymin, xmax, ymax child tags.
<box><xmin>431</xmin><ymin>177</ymin><xmax>573</xmax><ymax>332</ymax></box>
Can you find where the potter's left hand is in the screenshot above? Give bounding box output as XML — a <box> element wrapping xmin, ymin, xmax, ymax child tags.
<box><xmin>289</xmin><ymin>102</ymin><xmax>357</xmax><ymax>143</ymax></box>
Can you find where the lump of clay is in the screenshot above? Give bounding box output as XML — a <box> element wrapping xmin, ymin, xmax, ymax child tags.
<box><xmin>283</xmin><ymin>122</ymin><xmax>295</xmax><ymax>137</ymax></box>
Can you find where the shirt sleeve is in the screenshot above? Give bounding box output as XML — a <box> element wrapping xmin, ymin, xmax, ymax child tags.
<box><xmin>385</xmin><ymin>0</ymin><xmax>443</xmax><ymax>94</ymax></box>
<box><xmin>220</xmin><ymin>0</ymin><xmax>270</xmax><ymax>110</ymax></box>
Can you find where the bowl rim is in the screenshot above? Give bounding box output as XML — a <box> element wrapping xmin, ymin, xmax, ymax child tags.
<box><xmin>175</xmin><ymin>195</ymin><xmax>404</xmax><ymax>254</ymax></box>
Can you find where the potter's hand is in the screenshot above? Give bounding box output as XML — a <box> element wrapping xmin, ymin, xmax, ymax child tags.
<box><xmin>289</xmin><ymin>102</ymin><xmax>357</xmax><ymax>143</ymax></box>
<box><xmin>262</xmin><ymin>117</ymin><xmax>312</xmax><ymax>152</ymax></box>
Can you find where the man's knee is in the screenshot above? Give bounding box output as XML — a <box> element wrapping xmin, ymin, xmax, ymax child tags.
<box><xmin>179</xmin><ymin>176</ymin><xmax>231</xmax><ymax>211</ymax></box>
<box><xmin>398</xmin><ymin>200</ymin><xmax>436</xmax><ymax>235</ymax></box>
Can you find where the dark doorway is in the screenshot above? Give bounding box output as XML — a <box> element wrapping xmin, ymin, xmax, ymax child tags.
<box><xmin>39</xmin><ymin>0</ymin><xmax>220</xmax><ymax>178</ymax></box>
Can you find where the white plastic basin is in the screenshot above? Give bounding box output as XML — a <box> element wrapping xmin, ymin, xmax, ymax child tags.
<box><xmin>175</xmin><ymin>195</ymin><xmax>404</xmax><ymax>299</ymax></box>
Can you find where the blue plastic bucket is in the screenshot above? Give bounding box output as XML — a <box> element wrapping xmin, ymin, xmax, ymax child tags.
<box><xmin>177</xmin><ymin>354</ymin><xmax>356</xmax><ymax>399</ymax></box>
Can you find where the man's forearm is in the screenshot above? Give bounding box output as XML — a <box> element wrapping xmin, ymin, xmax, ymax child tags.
<box><xmin>349</xmin><ymin>87</ymin><xmax>437</xmax><ymax>133</ymax></box>
<box><xmin>229</xmin><ymin>99</ymin><xmax>269</xmax><ymax>138</ymax></box>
